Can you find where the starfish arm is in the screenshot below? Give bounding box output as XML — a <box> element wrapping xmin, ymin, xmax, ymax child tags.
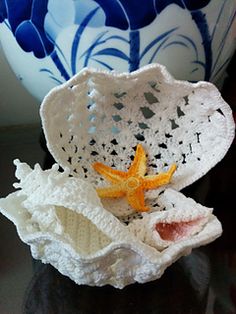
<box><xmin>93</xmin><ymin>162</ymin><xmax>126</xmax><ymax>183</ymax></box>
<box><xmin>128</xmin><ymin>144</ymin><xmax>147</xmax><ymax>176</ymax></box>
<box><xmin>96</xmin><ymin>183</ymin><xmax>126</xmax><ymax>198</ymax></box>
<box><xmin>142</xmin><ymin>164</ymin><xmax>177</xmax><ymax>190</ymax></box>
<box><xmin>167</xmin><ymin>163</ymin><xmax>177</xmax><ymax>177</ymax></box>
<box><xmin>126</xmin><ymin>188</ymin><xmax>150</xmax><ymax>212</ymax></box>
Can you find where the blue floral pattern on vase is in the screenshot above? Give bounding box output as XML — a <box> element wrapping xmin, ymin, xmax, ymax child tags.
<box><xmin>90</xmin><ymin>0</ymin><xmax>213</xmax><ymax>73</ymax></box>
<box><xmin>0</xmin><ymin>0</ymin><xmax>53</xmax><ymax>57</ymax></box>
<box><xmin>155</xmin><ymin>0</ymin><xmax>211</xmax><ymax>12</ymax></box>
<box><xmin>0</xmin><ymin>0</ymin><xmax>70</xmax><ymax>80</ymax></box>
<box><xmin>0</xmin><ymin>0</ymin><xmax>235</xmax><ymax>91</ymax></box>
<box><xmin>96</xmin><ymin>0</ymin><xmax>211</xmax><ymax>29</ymax></box>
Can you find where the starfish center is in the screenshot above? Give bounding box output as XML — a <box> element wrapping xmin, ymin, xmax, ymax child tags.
<box><xmin>92</xmin><ymin>144</ymin><xmax>177</xmax><ymax>212</ymax></box>
<box><xmin>125</xmin><ymin>176</ymin><xmax>141</xmax><ymax>191</ymax></box>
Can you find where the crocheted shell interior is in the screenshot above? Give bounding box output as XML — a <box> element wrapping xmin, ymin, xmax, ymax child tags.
<box><xmin>41</xmin><ymin>64</ymin><xmax>234</xmax><ymax>218</ymax></box>
<box><xmin>55</xmin><ymin>206</ymin><xmax>111</xmax><ymax>255</ymax></box>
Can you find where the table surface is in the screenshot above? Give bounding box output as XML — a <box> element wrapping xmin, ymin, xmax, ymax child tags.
<box><xmin>0</xmin><ymin>58</ymin><xmax>236</xmax><ymax>314</ymax></box>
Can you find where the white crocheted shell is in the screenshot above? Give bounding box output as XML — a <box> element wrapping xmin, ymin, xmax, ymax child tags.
<box><xmin>40</xmin><ymin>64</ymin><xmax>234</xmax><ymax>217</ymax></box>
<box><xmin>0</xmin><ymin>64</ymin><xmax>234</xmax><ymax>288</ymax></box>
<box><xmin>0</xmin><ymin>162</ymin><xmax>222</xmax><ymax>289</ymax></box>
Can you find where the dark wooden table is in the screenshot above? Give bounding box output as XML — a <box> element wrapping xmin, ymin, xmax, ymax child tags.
<box><xmin>0</xmin><ymin>57</ymin><xmax>235</xmax><ymax>313</ymax></box>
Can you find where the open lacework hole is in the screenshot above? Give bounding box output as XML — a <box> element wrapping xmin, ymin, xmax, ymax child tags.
<box><xmin>120</xmin><ymin>212</ymin><xmax>144</xmax><ymax>225</ymax></box>
<box><xmin>107</xmin><ymin>195</ymin><xmax>166</xmax><ymax>225</ymax></box>
<box><xmin>55</xmin><ymin>206</ymin><xmax>111</xmax><ymax>255</ymax></box>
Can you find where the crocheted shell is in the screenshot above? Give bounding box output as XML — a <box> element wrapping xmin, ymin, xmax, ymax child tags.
<box><xmin>40</xmin><ymin>64</ymin><xmax>235</xmax><ymax>217</ymax></box>
<box><xmin>0</xmin><ymin>64</ymin><xmax>234</xmax><ymax>288</ymax></box>
<box><xmin>0</xmin><ymin>161</ymin><xmax>221</xmax><ymax>288</ymax></box>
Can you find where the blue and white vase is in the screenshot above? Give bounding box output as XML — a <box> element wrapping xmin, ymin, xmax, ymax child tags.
<box><xmin>0</xmin><ymin>0</ymin><xmax>235</xmax><ymax>101</ymax></box>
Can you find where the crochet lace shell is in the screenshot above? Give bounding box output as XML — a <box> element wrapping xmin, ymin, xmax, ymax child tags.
<box><xmin>0</xmin><ymin>161</ymin><xmax>222</xmax><ymax>288</ymax></box>
<box><xmin>40</xmin><ymin>64</ymin><xmax>234</xmax><ymax>217</ymax></box>
<box><xmin>0</xmin><ymin>64</ymin><xmax>234</xmax><ymax>288</ymax></box>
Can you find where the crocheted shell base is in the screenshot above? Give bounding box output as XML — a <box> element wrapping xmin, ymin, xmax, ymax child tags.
<box><xmin>0</xmin><ymin>161</ymin><xmax>222</xmax><ymax>288</ymax></box>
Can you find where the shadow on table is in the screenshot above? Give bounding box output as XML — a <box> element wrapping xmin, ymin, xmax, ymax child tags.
<box><xmin>22</xmin><ymin>250</ymin><xmax>209</xmax><ymax>314</ymax></box>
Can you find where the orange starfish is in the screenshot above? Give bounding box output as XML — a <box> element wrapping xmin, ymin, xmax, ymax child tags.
<box><xmin>92</xmin><ymin>144</ymin><xmax>177</xmax><ymax>212</ymax></box>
